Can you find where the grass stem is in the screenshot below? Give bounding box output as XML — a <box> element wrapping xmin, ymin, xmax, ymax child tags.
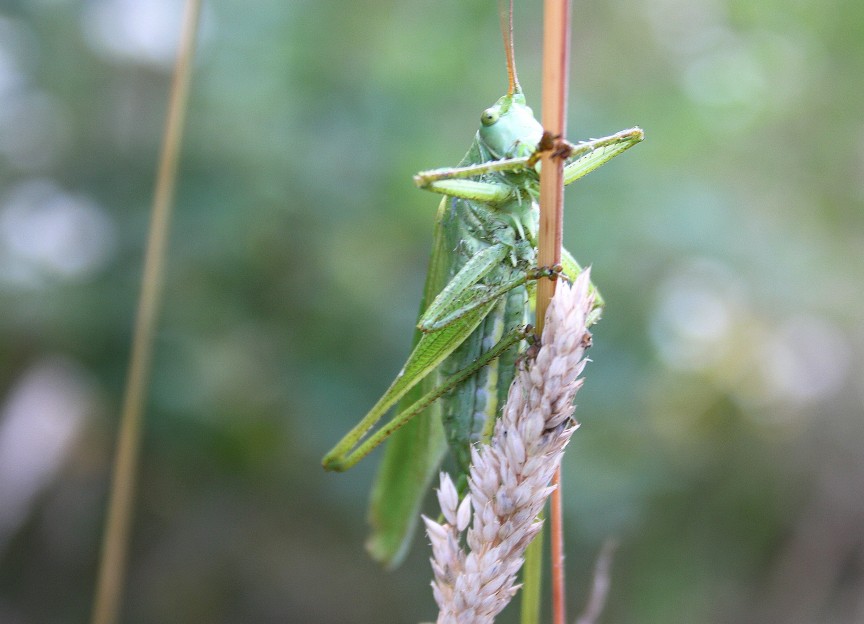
<box><xmin>89</xmin><ymin>3</ymin><xmax>201</xmax><ymax>623</ymax></box>
<box><xmin>538</xmin><ymin>1</ymin><xmax>573</xmax><ymax>623</ymax></box>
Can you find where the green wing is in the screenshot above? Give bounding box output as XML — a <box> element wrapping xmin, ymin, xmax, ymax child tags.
<box><xmin>365</xmin><ymin>197</ymin><xmax>454</xmax><ymax>568</ymax></box>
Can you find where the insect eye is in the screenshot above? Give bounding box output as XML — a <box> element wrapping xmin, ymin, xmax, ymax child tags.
<box><xmin>480</xmin><ymin>108</ymin><xmax>499</xmax><ymax>126</ymax></box>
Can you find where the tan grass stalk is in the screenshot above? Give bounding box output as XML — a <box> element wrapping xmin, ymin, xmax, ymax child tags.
<box><xmin>90</xmin><ymin>2</ymin><xmax>201</xmax><ymax>623</ymax></box>
<box><xmin>537</xmin><ymin>1</ymin><xmax>574</xmax><ymax>619</ymax></box>
<box><xmin>425</xmin><ymin>270</ymin><xmax>594</xmax><ymax>624</ymax></box>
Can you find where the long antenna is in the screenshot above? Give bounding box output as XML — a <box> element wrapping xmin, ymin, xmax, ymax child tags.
<box><xmin>499</xmin><ymin>0</ymin><xmax>522</xmax><ymax>95</ymax></box>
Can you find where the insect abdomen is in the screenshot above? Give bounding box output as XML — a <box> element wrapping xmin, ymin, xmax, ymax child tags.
<box><xmin>440</xmin><ymin>283</ymin><xmax>529</xmax><ymax>472</ymax></box>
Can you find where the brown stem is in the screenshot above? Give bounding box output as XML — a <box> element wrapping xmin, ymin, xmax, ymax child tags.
<box><xmin>89</xmin><ymin>2</ymin><xmax>202</xmax><ymax>623</ymax></box>
<box><xmin>538</xmin><ymin>1</ymin><xmax>572</xmax><ymax>624</ymax></box>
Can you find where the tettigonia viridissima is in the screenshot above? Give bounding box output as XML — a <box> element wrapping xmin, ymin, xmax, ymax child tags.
<box><xmin>322</xmin><ymin>8</ymin><xmax>643</xmax><ymax>568</ymax></box>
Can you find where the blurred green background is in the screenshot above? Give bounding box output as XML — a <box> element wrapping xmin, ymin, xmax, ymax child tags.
<box><xmin>1</xmin><ymin>0</ymin><xmax>862</xmax><ymax>622</ymax></box>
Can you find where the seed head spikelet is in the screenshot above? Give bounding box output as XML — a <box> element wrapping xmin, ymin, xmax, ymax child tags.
<box><xmin>424</xmin><ymin>269</ymin><xmax>595</xmax><ymax>623</ymax></box>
